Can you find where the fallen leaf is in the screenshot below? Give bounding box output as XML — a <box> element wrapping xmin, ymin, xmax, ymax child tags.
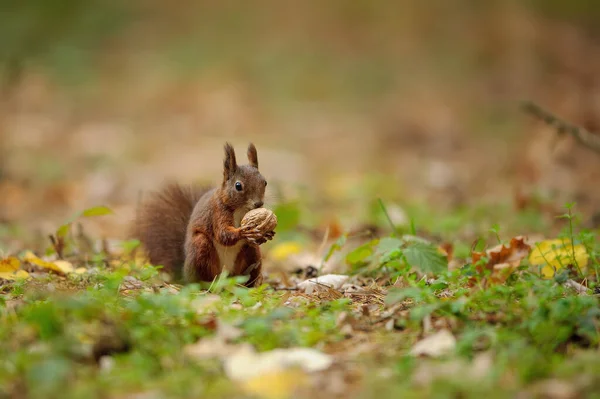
<box><xmin>23</xmin><ymin>252</ymin><xmax>74</xmax><ymax>275</ymax></box>
<box><xmin>242</xmin><ymin>369</ymin><xmax>308</xmax><ymax>399</ymax></box>
<box><xmin>0</xmin><ymin>270</ymin><xmax>30</xmax><ymax>281</ymax></box>
<box><xmin>412</xmin><ymin>351</ymin><xmax>493</xmax><ymax>387</ymax></box>
<box><xmin>529</xmin><ymin>238</ymin><xmax>589</xmax><ymax>278</ymax></box>
<box><xmin>184</xmin><ymin>318</ymin><xmax>246</xmax><ymax>361</ymax></box>
<box><xmin>564</xmin><ymin>279</ymin><xmax>589</xmax><ymax>295</ymax></box>
<box><xmin>53</xmin><ymin>260</ymin><xmax>75</xmax><ymax>274</ymax></box>
<box><xmin>410</xmin><ymin>329</ymin><xmax>456</xmax><ymax>357</ymax></box>
<box><xmin>0</xmin><ymin>256</ymin><xmax>20</xmax><ymax>272</ymax></box>
<box><xmin>297</xmin><ymin>274</ymin><xmax>349</xmax><ymax>294</ymax></box>
<box><xmin>270</xmin><ymin>242</ymin><xmax>303</xmax><ymax>261</ymax></box>
<box><xmin>223</xmin><ymin>346</ymin><xmax>333</xmax><ymax>381</ymax></box>
<box><xmin>184</xmin><ymin>338</ymin><xmax>251</xmax><ymax>360</ymax></box>
<box><xmin>217</xmin><ymin>320</ymin><xmax>244</xmax><ymax>341</ymax></box>
<box><xmin>190</xmin><ymin>294</ymin><xmax>222</xmax><ymax>314</ymax></box>
<box><xmin>471</xmin><ymin>236</ymin><xmax>531</xmax><ymax>284</ymax></box>
<box><xmin>528</xmin><ymin>379</ymin><xmax>578</xmax><ymax>399</ymax></box>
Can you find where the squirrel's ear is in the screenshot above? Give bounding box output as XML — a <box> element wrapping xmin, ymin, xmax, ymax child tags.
<box><xmin>247</xmin><ymin>143</ymin><xmax>258</xmax><ymax>169</ymax></box>
<box><xmin>223</xmin><ymin>142</ymin><xmax>237</xmax><ymax>180</ymax></box>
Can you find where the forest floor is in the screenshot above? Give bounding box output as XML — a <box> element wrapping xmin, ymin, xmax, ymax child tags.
<box><xmin>1</xmin><ymin>196</ymin><xmax>599</xmax><ymax>399</ymax></box>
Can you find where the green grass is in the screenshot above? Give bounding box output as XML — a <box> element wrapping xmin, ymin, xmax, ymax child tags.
<box><xmin>1</xmin><ymin>201</ymin><xmax>599</xmax><ymax>398</ymax></box>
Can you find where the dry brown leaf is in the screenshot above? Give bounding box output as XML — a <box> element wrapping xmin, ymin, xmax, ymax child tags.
<box><xmin>471</xmin><ymin>236</ymin><xmax>531</xmax><ymax>284</ymax></box>
<box><xmin>439</xmin><ymin>242</ymin><xmax>454</xmax><ymax>262</ymax></box>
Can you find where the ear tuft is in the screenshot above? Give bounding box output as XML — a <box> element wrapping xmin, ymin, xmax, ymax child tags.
<box><xmin>247</xmin><ymin>143</ymin><xmax>258</xmax><ymax>169</ymax></box>
<box><xmin>223</xmin><ymin>142</ymin><xmax>237</xmax><ymax>181</ymax></box>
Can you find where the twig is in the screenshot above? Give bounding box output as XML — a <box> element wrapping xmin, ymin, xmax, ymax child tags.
<box><xmin>521</xmin><ymin>101</ymin><xmax>600</xmax><ymax>155</ymax></box>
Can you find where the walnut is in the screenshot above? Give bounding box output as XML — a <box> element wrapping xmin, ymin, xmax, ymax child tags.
<box><xmin>241</xmin><ymin>208</ymin><xmax>277</xmax><ymax>233</ymax></box>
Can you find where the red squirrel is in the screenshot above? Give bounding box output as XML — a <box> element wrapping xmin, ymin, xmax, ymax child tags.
<box><xmin>133</xmin><ymin>142</ymin><xmax>274</xmax><ymax>287</ymax></box>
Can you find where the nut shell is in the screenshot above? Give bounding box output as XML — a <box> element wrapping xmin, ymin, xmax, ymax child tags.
<box><xmin>241</xmin><ymin>208</ymin><xmax>277</xmax><ymax>232</ymax></box>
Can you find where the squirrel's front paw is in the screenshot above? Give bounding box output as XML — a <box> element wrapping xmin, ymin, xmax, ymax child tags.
<box><xmin>246</xmin><ymin>237</ymin><xmax>267</xmax><ymax>246</ymax></box>
<box><xmin>241</xmin><ymin>227</ymin><xmax>263</xmax><ymax>243</ymax></box>
<box><xmin>263</xmin><ymin>231</ymin><xmax>276</xmax><ymax>241</ymax></box>
<box><xmin>242</xmin><ymin>228</ymin><xmax>275</xmax><ymax>246</ymax></box>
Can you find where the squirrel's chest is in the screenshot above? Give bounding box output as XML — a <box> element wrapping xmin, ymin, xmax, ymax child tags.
<box><xmin>214</xmin><ymin>241</ymin><xmax>244</xmax><ymax>274</ymax></box>
<box><xmin>213</xmin><ymin>208</ymin><xmax>247</xmax><ymax>274</ymax></box>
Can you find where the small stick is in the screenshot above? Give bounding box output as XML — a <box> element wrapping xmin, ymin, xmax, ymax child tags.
<box><xmin>48</xmin><ymin>234</ymin><xmax>64</xmax><ymax>259</ymax></box>
<box><xmin>521</xmin><ymin>101</ymin><xmax>600</xmax><ymax>155</ymax></box>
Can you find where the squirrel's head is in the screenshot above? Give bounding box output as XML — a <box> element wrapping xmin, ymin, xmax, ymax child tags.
<box><xmin>220</xmin><ymin>142</ymin><xmax>267</xmax><ymax>211</ymax></box>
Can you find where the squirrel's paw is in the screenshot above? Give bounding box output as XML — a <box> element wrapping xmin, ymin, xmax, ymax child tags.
<box><xmin>241</xmin><ymin>226</ymin><xmax>275</xmax><ymax>246</ymax></box>
<box><xmin>240</xmin><ymin>226</ymin><xmax>261</xmax><ymax>236</ymax></box>
<box><xmin>246</xmin><ymin>237</ymin><xmax>267</xmax><ymax>246</ymax></box>
<box><xmin>240</xmin><ymin>225</ymin><xmax>254</xmax><ymax>233</ymax></box>
<box><xmin>263</xmin><ymin>231</ymin><xmax>276</xmax><ymax>240</ymax></box>
<box><xmin>241</xmin><ymin>227</ymin><xmax>263</xmax><ymax>239</ymax></box>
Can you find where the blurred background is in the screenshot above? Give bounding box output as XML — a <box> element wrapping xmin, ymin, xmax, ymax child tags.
<box><xmin>1</xmin><ymin>0</ymin><xmax>600</xmax><ymax>250</ymax></box>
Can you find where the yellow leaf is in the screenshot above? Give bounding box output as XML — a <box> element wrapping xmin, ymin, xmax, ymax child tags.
<box><xmin>53</xmin><ymin>260</ymin><xmax>74</xmax><ymax>274</ymax></box>
<box><xmin>0</xmin><ymin>270</ymin><xmax>30</xmax><ymax>281</ymax></box>
<box><xmin>270</xmin><ymin>242</ymin><xmax>303</xmax><ymax>261</ymax></box>
<box><xmin>242</xmin><ymin>369</ymin><xmax>308</xmax><ymax>399</ymax></box>
<box><xmin>24</xmin><ymin>251</ymin><xmax>74</xmax><ymax>275</ymax></box>
<box><xmin>0</xmin><ymin>257</ymin><xmax>20</xmax><ymax>272</ymax></box>
<box><xmin>529</xmin><ymin>238</ymin><xmax>589</xmax><ymax>278</ymax></box>
<box><xmin>75</xmin><ymin>267</ymin><xmax>87</xmax><ymax>274</ymax></box>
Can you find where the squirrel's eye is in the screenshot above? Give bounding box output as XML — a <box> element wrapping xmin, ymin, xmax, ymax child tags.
<box><xmin>235</xmin><ymin>181</ymin><xmax>243</xmax><ymax>191</ymax></box>
<box><xmin>264</xmin><ymin>181</ymin><xmax>268</xmax><ymax>187</ymax></box>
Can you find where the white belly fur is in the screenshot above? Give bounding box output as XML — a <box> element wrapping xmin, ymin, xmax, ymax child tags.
<box><xmin>215</xmin><ymin>241</ymin><xmax>244</xmax><ymax>274</ymax></box>
<box><xmin>215</xmin><ymin>208</ymin><xmax>248</xmax><ymax>274</ymax></box>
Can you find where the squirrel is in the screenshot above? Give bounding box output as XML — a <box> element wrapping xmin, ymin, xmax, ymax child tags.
<box><xmin>132</xmin><ymin>142</ymin><xmax>274</xmax><ymax>287</ymax></box>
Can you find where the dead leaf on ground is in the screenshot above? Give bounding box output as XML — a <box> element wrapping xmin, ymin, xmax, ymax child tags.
<box><xmin>527</xmin><ymin>379</ymin><xmax>578</xmax><ymax>399</ymax></box>
<box><xmin>412</xmin><ymin>351</ymin><xmax>493</xmax><ymax>387</ymax></box>
<box><xmin>187</xmin><ymin>343</ymin><xmax>334</xmax><ymax>398</ymax></box>
<box><xmin>297</xmin><ymin>274</ymin><xmax>349</xmax><ymax>294</ymax></box>
<box><xmin>529</xmin><ymin>238</ymin><xmax>589</xmax><ymax>278</ymax></box>
<box><xmin>471</xmin><ymin>236</ymin><xmax>531</xmax><ymax>284</ymax></box>
<box><xmin>0</xmin><ymin>256</ymin><xmax>20</xmax><ymax>272</ymax></box>
<box><xmin>270</xmin><ymin>241</ymin><xmax>304</xmax><ymax>262</ymax></box>
<box><xmin>242</xmin><ymin>368</ymin><xmax>309</xmax><ymax>399</ymax></box>
<box><xmin>564</xmin><ymin>279</ymin><xmax>589</xmax><ymax>295</ymax></box>
<box><xmin>223</xmin><ymin>346</ymin><xmax>333</xmax><ymax>381</ymax></box>
<box><xmin>184</xmin><ymin>319</ymin><xmax>245</xmax><ymax>360</ymax></box>
<box><xmin>0</xmin><ymin>256</ymin><xmax>30</xmax><ymax>281</ymax></box>
<box><xmin>410</xmin><ymin>329</ymin><xmax>456</xmax><ymax>358</ymax></box>
<box><xmin>184</xmin><ymin>338</ymin><xmax>250</xmax><ymax>360</ymax></box>
<box><xmin>23</xmin><ymin>251</ymin><xmax>76</xmax><ymax>275</ymax></box>
<box><xmin>0</xmin><ymin>269</ymin><xmax>30</xmax><ymax>281</ymax></box>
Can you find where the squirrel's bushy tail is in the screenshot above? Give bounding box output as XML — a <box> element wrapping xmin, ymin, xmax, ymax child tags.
<box><xmin>133</xmin><ymin>183</ymin><xmax>206</xmax><ymax>275</ymax></box>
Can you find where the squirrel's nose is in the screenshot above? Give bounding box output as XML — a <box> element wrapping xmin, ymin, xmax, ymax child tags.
<box><xmin>254</xmin><ymin>201</ymin><xmax>264</xmax><ymax>209</ymax></box>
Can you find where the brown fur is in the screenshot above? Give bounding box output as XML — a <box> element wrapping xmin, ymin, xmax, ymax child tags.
<box><xmin>133</xmin><ymin>183</ymin><xmax>208</xmax><ymax>278</ymax></box>
<box><xmin>235</xmin><ymin>244</ymin><xmax>263</xmax><ymax>286</ymax></box>
<box><xmin>132</xmin><ymin>143</ymin><xmax>271</xmax><ymax>287</ymax></box>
